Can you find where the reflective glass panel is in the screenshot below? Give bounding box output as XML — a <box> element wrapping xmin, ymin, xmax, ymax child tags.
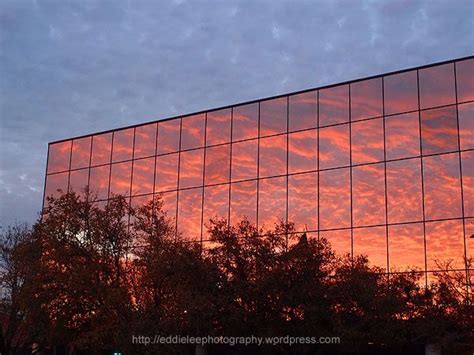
<box><xmin>230</xmin><ymin>180</ymin><xmax>257</xmax><ymax>226</ymax></box>
<box><xmin>258</xmin><ymin>176</ymin><xmax>287</xmax><ymax>229</ymax></box>
<box><xmin>351</xmin><ymin>77</ymin><xmax>382</xmax><ymax>121</ymax></box>
<box><xmin>386</xmin><ymin>159</ymin><xmax>423</xmax><ymax>224</ymax></box>
<box><xmin>157</xmin><ymin>119</ymin><xmax>180</xmax><ymax>154</ymax></box>
<box><xmin>205</xmin><ymin>144</ymin><xmax>230</xmax><ymax>185</ymax></box>
<box><xmin>48</xmin><ymin>141</ymin><xmax>71</xmax><ymax>173</ymax></box>
<box><xmin>352</xmin><ymin>163</ymin><xmax>386</xmax><ymax>227</ymax></box>
<box><xmin>131</xmin><ymin>157</ymin><xmax>155</xmax><ymax>196</ymax></box>
<box><xmin>177</xmin><ymin>187</ymin><xmax>203</xmax><ymax>242</ymax></box>
<box><xmin>319</xmin><ymin>124</ymin><xmax>350</xmax><ymax>169</ymax></box>
<box><xmin>68</xmin><ymin>168</ymin><xmax>89</xmax><ymax>196</ymax></box>
<box><xmin>155</xmin><ymin>153</ymin><xmax>179</xmax><ymax>192</ymax></box>
<box><xmin>419</xmin><ymin>63</ymin><xmax>456</xmax><ymax>109</ymax></box>
<box><xmin>385</xmin><ymin>112</ymin><xmax>420</xmax><ymax>160</ymax></box>
<box><xmin>465</xmin><ymin>218</ymin><xmax>474</xmax><ymax>261</ymax></box>
<box><xmin>351</xmin><ymin>118</ymin><xmax>384</xmax><ymax>165</ymax></box>
<box><xmin>181</xmin><ymin>114</ymin><xmax>205</xmax><ymax>150</ymax></box>
<box><xmin>423</xmin><ymin>153</ymin><xmax>462</xmax><ymax>220</ymax></box>
<box><xmin>421</xmin><ymin>105</ymin><xmax>458</xmax><ymax>155</ymax></box>
<box><xmin>91</xmin><ymin>133</ymin><xmax>112</xmax><ymax>166</ymax></box>
<box><xmin>319</xmin><ymin>84</ymin><xmax>349</xmax><ymax>126</ymax></box>
<box><xmin>134</xmin><ymin>123</ymin><xmax>157</xmax><ymax>159</ymax></box>
<box><xmin>320</xmin><ymin>229</ymin><xmax>351</xmax><ymax>257</ymax></box>
<box><xmin>232</xmin><ymin>102</ymin><xmax>259</xmax><ymax>141</ymax></box>
<box><xmin>112</xmin><ymin>128</ymin><xmax>134</xmax><ymax>163</ymax></box>
<box><xmin>383</xmin><ymin>70</ymin><xmax>418</xmax><ymax>115</ymax></box>
<box><xmin>353</xmin><ymin>226</ymin><xmax>387</xmax><ymax>271</ymax></box>
<box><xmin>231</xmin><ymin>139</ymin><xmax>258</xmax><ymax>182</ymax></box>
<box><xmin>462</xmin><ymin>150</ymin><xmax>474</xmax><ymax>217</ymax></box>
<box><xmin>44</xmin><ymin>172</ymin><xmax>69</xmax><ymax>202</ymax></box>
<box><xmin>456</xmin><ymin>58</ymin><xmax>474</xmax><ymax>103</ymax></box>
<box><xmin>289</xmin><ymin>91</ymin><xmax>317</xmax><ymax>132</ymax></box>
<box><xmin>206</xmin><ymin>108</ymin><xmax>231</xmax><ymax>145</ymax></box>
<box><xmin>259</xmin><ymin>135</ymin><xmax>287</xmax><ymax>178</ymax></box>
<box><xmin>260</xmin><ymin>97</ymin><xmax>287</xmax><ymax>137</ymax></box>
<box><xmin>109</xmin><ymin>162</ymin><xmax>132</xmax><ymax>197</ymax></box>
<box><xmin>319</xmin><ymin>167</ymin><xmax>351</xmax><ymax>229</ymax></box>
<box><xmin>388</xmin><ymin>223</ymin><xmax>425</xmax><ymax>272</ymax></box>
<box><xmin>458</xmin><ymin>102</ymin><xmax>474</xmax><ymax>150</ymax></box>
<box><xmin>89</xmin><ymin>165</ymin><xmax>110</xmax><ymax>200</ymax></box>
<box><xmin>203</xmin><ymin>184</ymin><xmax>229</xmax><ymax>238</ymax></box>
<box><xmin>425</xmin><ymin>219</ymin><xmax>464</xmax><ymax>270</ymax></box>
<box><xmin>71</xmin><ymin>137</ymin><xmax>91</xmax><ymax>170</ymax></box>
<box><xmin>179</xmin><ymin>149</ymin><xmax>204</xmax><ymax>189</ymax></box>
<box><xmin>288</xmin><ymin>172</ymin><xmax>317</xmax><ymax>232</ymax></box>
<box><xmin>159</xmin><ymin>191</ymin><xmax>178</xmax><ymax>225</ymax></box>
<box><xmin>288</xmin><ymin>129</ymin><xmax>317</xmax><ymax>174</ymax></box>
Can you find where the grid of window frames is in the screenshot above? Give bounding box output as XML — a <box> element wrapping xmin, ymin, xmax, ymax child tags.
<box><xmin>44</xmin><ymin>57</ymin><xmax>474</xmax><ymax>283</ymax></box>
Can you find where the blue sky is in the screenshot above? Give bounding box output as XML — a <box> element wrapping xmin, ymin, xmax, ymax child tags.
<box><xmin>0</xmin><ymin>0</ymin><xmax>472</xmax><ymax>227</ymax></box>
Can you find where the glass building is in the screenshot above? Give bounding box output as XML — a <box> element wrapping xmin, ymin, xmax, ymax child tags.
<box><xmin>44</xmin><ymin>56</ymin><xmax>473</xmax><ymax>282</ymax></box>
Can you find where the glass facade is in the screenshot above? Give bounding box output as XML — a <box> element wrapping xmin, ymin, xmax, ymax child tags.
<box><xmin>44</xmin><ymin>57</ymin><xmax>474</xmax><ymax>281</ymax></box>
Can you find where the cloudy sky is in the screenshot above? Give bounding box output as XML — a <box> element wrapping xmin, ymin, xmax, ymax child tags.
<box><xmin>0</xmin><ymin>0</ymin><xmax>472</xmax><ymax>227</ymax></box>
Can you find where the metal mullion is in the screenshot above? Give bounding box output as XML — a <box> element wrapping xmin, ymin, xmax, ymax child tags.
<box><xmin>200</xmin><ymin>113</ymin><xmax>208</xmax><ymax>248</ymax></box>
<box><xmin>228</xmin><ymin>108</ymin><xmax>233</xmax><ymax>229</ymax></box>
<box><xmin>66</xmin><ymin>140</ymin><xmax>73</xmax><ymax>193</ymax></box>
<box><xmin>175</xmin><ymin>118</ymin><xmax>183</xmax><ymax>241</ymax></box>
<box><xmin>151</xmin><ymin>123</ymin><xmax>159</xmax><ymax>234</ymax></box>
<box><xmin>317</xmin><ymin>90</ymin><xmax>320</xmax><ymax>241</ymax></box>
<box><xmin>454</xmin><ymin>62</ymin><xmax>469</xmax><ymax>293</ymax></box>
<box><xmin>256</xmin><ymin>102</ymin><xmax>261</xmax><ymax>230</ymax></box>
<box><xmin>127</xmin><ymin>128</ymin><xmax>136</xmax><ymax>232</ymax></box>
<box><xmin>382</xmin><ymin>77</ymin><xmax>390</xmax><ymax>275</ymax></box>
<box><xmin>285</xmin><ymin>96</ymin><xmax>289</xmax><ymax>251</ymax></box>
<box><xmin>417</xmin><ymin>70</ymin><xmax>428</xmax><ymax>287</ymax></box>
<box><xmin>349</xmin><ymin>85</ymin><xmax>354</xmax><ymax>261</ymax></box>
<box><xmin>106</xmin><ymin>132</ymin><xmax>114</xmax><ymax>203</ymax></box>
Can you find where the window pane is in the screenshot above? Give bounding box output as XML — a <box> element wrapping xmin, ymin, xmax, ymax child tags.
<box><xmin>44</xmin><ymin>172</ymin><xmax>69</xmax><ymax>202</ymax></box>
<box><xmin>207</xmin><ymin>108</ymin><xmax>231</xmax><ymax>145</ymax></box>
<box><xmin>112</xmin><ymin>128</ymin><xmax>134</xmax><ymax>163</ymax></box>
<box><xmin>319</xmin><ymin>84</ymin><xmax>349</xmax><ymax>126</ymax></box>
<box><xmin>351</xmin><ymin>118</ymin><xmax>384</xmax><ymax>165</ymax></box>
<box><xmin>230</xmin><ymin>180</ymin><xmax>257</xmax><ymax>226</ymax></box>
<box><xmin>231</xmin><ymin>139</ymin><xmax>258</xmax><ymax>182</ymax></box>
<box><xmin>351</xmin><ymin>77</ymin><xmax>382</xmax><ymax>121</ymax></box>
<box><xmin>288</xmin><ymin>129</ymin><xmax>317</xmax><ymax>174</ymax></box>
<box><xmin>89</xmin><ymin>165</ymin><xmax>110</xmax><ymax>200</ymax></box>
<box><xmin>456</xmin><ymin>58</ymin><xmax>474</xmax><ymax>103</ymax></box>
<box><xmin>319</xmin><ymin>124</ymin><xmax>350</xmax><ymax>169</ymax></box>
<box><xmin>319</xmin><ymin>167</ymin><xmax>350</xmax><ymax>229</ymax></box>
<box><xmin>462</xmin><ymin>150</ymin><xmax>474</xmax><ymax>217</ymax></box>
<box><xmin>352</xmin><ymin>163</ymin><xmax>386</xmax><ymax>227</ymax></box>
<box><xmin>459</xmin><ymin>102</ymin><xmax>474</xmax><ymax>150</ymax></box>
<box><xmin>134</xmin><ymin>123</ymin><xmax>157</xmax><ymax>159</ymax></box>
<box><xmin>259</xmin><ymin>135</ymin><xmax>287</xmax><ymax>178</ymax></box>
<box><xmin>388</xmin><ymin>223</ymin><xmax>425</xmax><ymax>272</ymax></box>
<box><xmin>91</xmin><ymin>133</ymin><xmax>112</xmax><ymax>166</ymax></box>
<box><xmin>465</xmin><ymin>218</ymin><xmax>474</xmax><ymax>261</ymax></box>
<box><xmin>423</xmin><ymin>153</ymin><xmax>462</xmax><ymax>220</ymax></box>
<box><xmin>177</xmin><ymin>187</ymin><xmax>203</xmax><ymax>242</ymax></box>
<box><xmin>288</xmin><ymin>172</ymin><xmax>317</xmax><ymax>232</ymax></box>
<box><xmin>353</xmin><ymin>226</ymin><xmax>387</xmax><ymax>271</ymax></box>
<box><xmin>71</xmin><ymin>137</ymin><xmax>91</xmax><ymax>170</ymax></box>
<box><xmin>425</xmin><ymin>219</ymin><xmax>464</xmax><ymax>270</ymax></box>
<box><xmin>421</xmin><ymin>105</ymin><xmax>458</xmax><ymax>155</ymax></box>
<box><xmin>109</xmin><ymin>162</ymin><xmax>132</xmax><ymax>197</ymax></box>
<box><xmin>181</xmin><ymin>114</ymin><xmax>205</xmax><ymax>150</ymax></box>
<box><xmin>203</xmin><ymin>184</ymin><xmax>229</xmax><ymax>239</ymax></box>
<box><xmin>385</xmin><ymin>112</ymin><xmax>420</xmax><ymax>160</ymax></box>
<box><xmin>383</xmin><ymin>70</ymin><xmax>418</xmax><ymax>115</ymax></box>
<box><xmin>258</xmin><ymin>176</ymin><xmax>286</xmax><ymax>230</ymax></box>
<box><xmin>69</xmin><ymin>168</ymin><xmax>89</xmax><ymax>196</ymax></box>
<box><xmin>160</xmin><ymin>191</ymin><xmax>178</xmax><ymax>225</ymax></box>
<box><xmin>260</xmin><ymin>97</ymin><xmax>287</xmax><ymax>136</ymax></box>
<box><xmin>419</xmin><ymin>63</ymin><xmax>456</xmax><ymax>109</ymax></box>
<box><xmin>48</xmin><ymin>141</ymin><xmax>71</xmax><ymax>173</ymax></box>
<box><xmin>386</xmin><ymin>159</ymin><xmax>423</xmax><ymax>224</ymax></box>
<box><xmin>157</xmin><ymin>119</ymin><xmax>180</xmax><ymax>154</ymax></box>
<box><xmin>155</xmin><ymin>153</ymin><xmax>179</xmax><ymax>192</ymax></box>
<box><xmin>132</xmin><ymin>157</ymin><xmax>155</xmax><ymax>196</ymax></box>
<box><xmin>289</xmin><ymin>91</ymin><xmax>317</xmax><ymax>132</ymax></box>
<box><xmin>205</xmin><ymin>144</ymin><xmax>230</xmax><ymax>185</ymax></box>
<box><xmin>320</xmin><ymin>229</ymin><xmax>351</xmax><ymax>257</ymax></box>
<box><xmin>179</xmin><ymin>149</ymin><xmax>204</xmax><ymax>189</ymax></box>
<box><xmin>232</xmin><ymin>102</ymin><xmax>258</xmax><ymax>141</ymax></box>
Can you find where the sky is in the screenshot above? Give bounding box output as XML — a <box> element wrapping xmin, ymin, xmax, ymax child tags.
<box><xmin>0</xmin><ymin>0</ymin><xmax>473</xmax><ymax>228</ymax></box>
